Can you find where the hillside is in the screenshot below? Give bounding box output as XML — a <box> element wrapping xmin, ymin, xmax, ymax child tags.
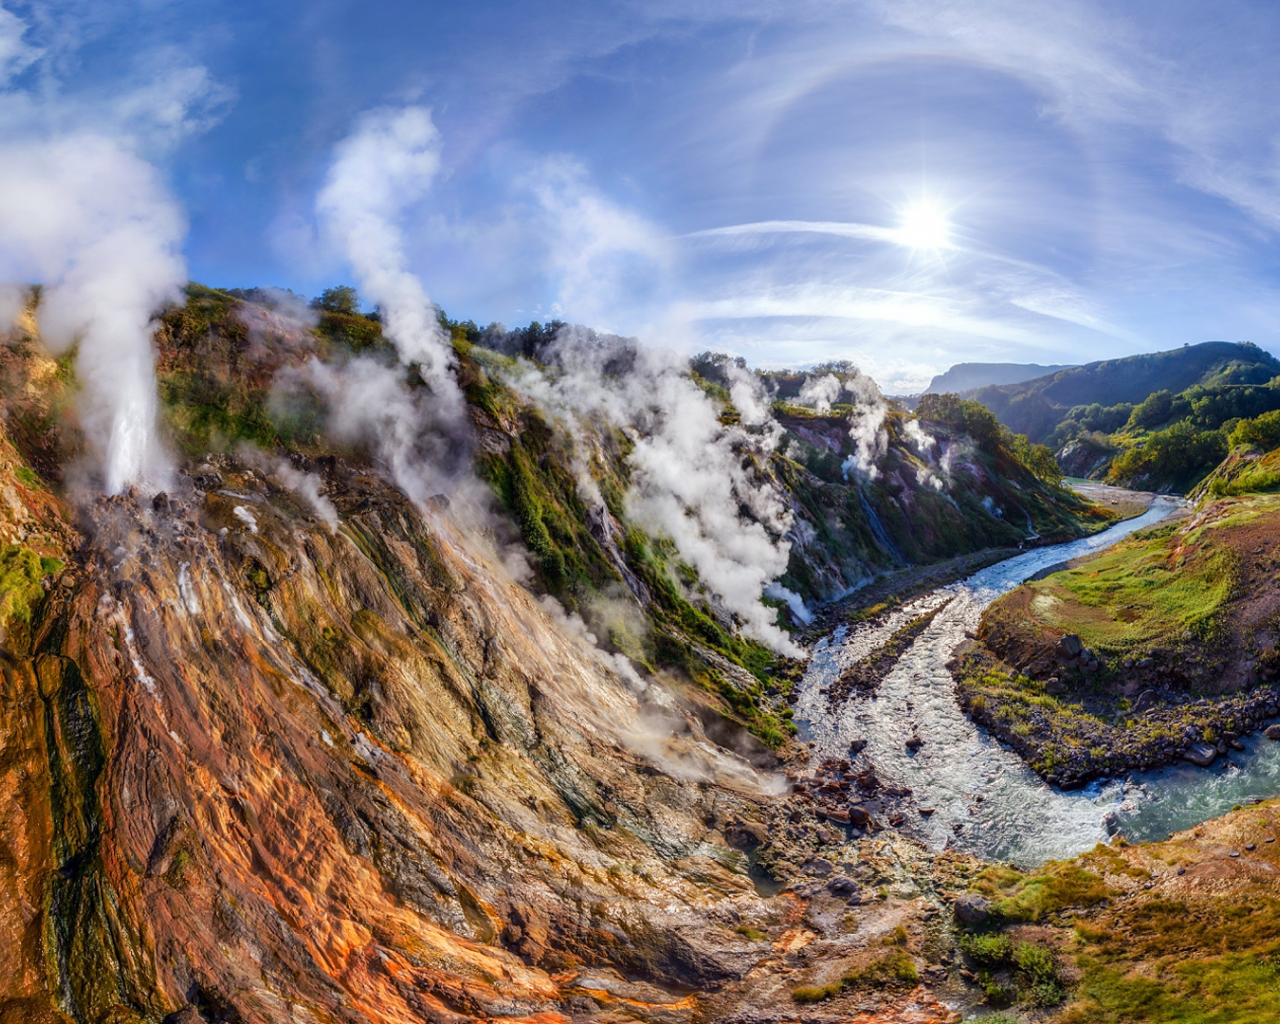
<box><xmin>964</xmin><ymin>341</ymin><xmax>1280</xmax><ymax>445</ymax></box>
<box><xmin>0</xmin><ymin>284</ymin><xmax>1121</xmax><ymax>1024</ymax></box>
<box><xmin>925</xmin><ymin>361</ymin><xmax>1074</xmax><ymax>395</ymax></box>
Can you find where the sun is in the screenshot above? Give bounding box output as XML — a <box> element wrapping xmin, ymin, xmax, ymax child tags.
<box><xmin>896</xmin><ymin>200</ymin><xmax>951</xmax><ymax>250</ymax></box>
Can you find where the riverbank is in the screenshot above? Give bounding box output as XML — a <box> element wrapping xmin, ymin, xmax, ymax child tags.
<box><xmin>956</xmin><ymin>491</ymin><xmax>1280</xmax><ymax>786</ymax></box>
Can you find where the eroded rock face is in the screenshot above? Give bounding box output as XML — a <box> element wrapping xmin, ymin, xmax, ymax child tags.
<box><xmin>1</xmin><ymin>464</ymin><xmax>791</xmax><ymax>1022</ymax></box>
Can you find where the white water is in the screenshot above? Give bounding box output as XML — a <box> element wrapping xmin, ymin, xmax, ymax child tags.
<box><xmin>793</xmin><ymin>494</ymin><xmax>1280</xmax><ymax>867</ymax></box>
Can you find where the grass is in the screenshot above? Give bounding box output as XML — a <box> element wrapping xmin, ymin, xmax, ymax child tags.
<box><xmin>1015</xmin><ymin>523</ymin><xmax>1242</xmax><ymax>658</ymax></box>
<box><xmin>792</xmin><ymin>950</ymin><xmax>919</xmax><ymax>1003</ymax></box>
<box><xmin>969</xmin><ymin>860</ymin><xmax>1114</xmax><ymax>923</ymax></box>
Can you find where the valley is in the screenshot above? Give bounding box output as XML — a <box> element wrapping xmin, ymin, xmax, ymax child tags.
<box><xmin>0</xmin><ymin>290</ymin><xmax>1276</xmax><ymax>1023</ymax></box>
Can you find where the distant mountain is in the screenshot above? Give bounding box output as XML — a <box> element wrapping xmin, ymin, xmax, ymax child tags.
<box><xmin>964</xmin><ymin>341</ymin><xmax>1280</xmax><ymax>443</ymax></box>
<box><xmin>924</xmin><ymin>361</ymin><xmax>1075</xmax><ymax>395</ymax></box>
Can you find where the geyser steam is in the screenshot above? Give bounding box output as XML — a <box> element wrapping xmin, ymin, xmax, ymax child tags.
<box><xmin>316</xmin><ymin>105</ymin><xmax>459</xmax><ymax>407</ymax></box>
<box><xmin>0</xmin><ymin>134</ymin><xmax>186</xmax><ymax>493</ymax></box>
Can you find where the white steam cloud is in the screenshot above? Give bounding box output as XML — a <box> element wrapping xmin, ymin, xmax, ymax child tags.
<box><xmin>309</xmin><ymin>105</ymin><xmax>473</xmax><ymax>501</ymax></box>
<box><xmin>316</xmin><ymin>106</ymin><xmax>460</xmax><ymax>409</ymax></box>
<box><xmin>796</xmin><ymin>372</ymin><xmax>842</xmax><ymax>413</ymax></box>
<box><xmin>840</xmin><ymin>370</ymin><xmax>889</xmax><ymax>481</ymax></box>
<box><xmin>0</xmin><ymin>134</ymin><xmax>186</xmax><ymax>493</ymax></box>
<box><xmin>505</xmin><ymin>337</ymin><xmax>804</xmax><ymax>656</ymax></box>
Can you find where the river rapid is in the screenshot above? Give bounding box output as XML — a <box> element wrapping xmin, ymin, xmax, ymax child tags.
<box><xmin>795</xmin><ymin>493</ymin><xmax>1280</xmax><ymax>867</ymax></box>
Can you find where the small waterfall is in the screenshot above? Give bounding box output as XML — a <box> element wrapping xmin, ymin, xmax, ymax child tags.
<box><xmin>859</xmin><ymin>488</ymin><xmax>905</xmax><ymax>564</ymax></box>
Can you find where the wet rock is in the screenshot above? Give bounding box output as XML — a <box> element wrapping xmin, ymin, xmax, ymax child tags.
<box><xmin>1183</xmin><ymin>742</ymin><xmax>1218</xmax><ymax>767</ymax></box>
<box><xmin>919</xmin><ymin>807</ymin><xmax>936</xmax><ymax>816</ymax></box>
<box><xmin>905</xmin><ymin>734</ymin><xmax>924</xmax><ymax>750</ymax></box>
<box><xmin>848</xmin><ymin>805</ymin><xmax>871</xmax><ymax>827</ymax></box>
<box><xmin>1265</xmin><ymin>724</ymin><xmax>1280</xmax><ymax>741</ymax></box>
<box><xmin>827</xmin><ymin>809</ymin><xmax>851</xmax><ymax>825</ymax></box>
<box><xmin>849</xmin><ymin>738</ymin><xmax>867</xmax><ymax>754</ymax></box>
<box><xmin>953</xmin><ymin>894</ymin><xmax>990</xmax><ymax>925</ymax></box>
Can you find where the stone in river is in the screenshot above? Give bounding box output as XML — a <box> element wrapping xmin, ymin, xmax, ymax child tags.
<box><xmin>905</xmin><ymin>734</ymin><xmax>924</xmax><ymax>750</ymax></box>
<box><xmin>1183</xmin><ymin>742</ymin><xmax>1217</xmax><ymax>767</ymax></box>
<box><xmin>827</xmin><ymin>808</ymin><xmax>851</xmax><ymax>825</ymax></box>
<box><xmin>1265</xmin><ymin>724</ymin><xmax>1280</xmax><ymax>741</ymax></box>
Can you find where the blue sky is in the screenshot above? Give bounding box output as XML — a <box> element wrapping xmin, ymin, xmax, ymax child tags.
<box><xmin>5</xmin><ymin>0</ymin><xmax>1280</xmax><ymax>390</ymax></box>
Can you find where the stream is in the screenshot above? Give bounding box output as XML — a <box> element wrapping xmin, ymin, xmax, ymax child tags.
<box><xmin>795</xmin><ymin>492</ymin><xmax>1280</xmax><ymax>867</ymax></box>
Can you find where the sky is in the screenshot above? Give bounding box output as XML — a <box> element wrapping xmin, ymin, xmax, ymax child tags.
<box><xmin>5</xmin><ymin>1</ymin><xmax>1280</xmax><ymax>391</ymax></box>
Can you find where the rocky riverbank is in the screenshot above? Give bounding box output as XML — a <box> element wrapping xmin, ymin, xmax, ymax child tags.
<box><xmin>952</xmin><ymin>643</ymin><xmax>1280</xmax><ymax>786</ymax></box>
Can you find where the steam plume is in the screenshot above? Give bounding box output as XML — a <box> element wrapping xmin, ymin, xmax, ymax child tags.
<box><xmin>316</xmin><ymin>106</ymin><xmax>459</xmax><ymax>408</ymax></box>
<box><xmin>504</xmin><ymin>335</ymin><xmax>803</xmax><ymax>656</ymax></box>
<box><xmin>0</xmin><ymin>134</ymin><xmax>185</xmax><ymax>493</ymax></box>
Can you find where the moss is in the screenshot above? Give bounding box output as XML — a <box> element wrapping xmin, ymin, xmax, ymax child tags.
<box><xmin>0</xmin><ymin>543</ymin><xmax>54</xmax><ymax>628</ymax></box>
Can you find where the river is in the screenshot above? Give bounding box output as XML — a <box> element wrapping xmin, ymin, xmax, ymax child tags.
<box><xmin>794</xmin><ymin>493</ymin><xmax>1280</xmax><ymax>867</ymax></box>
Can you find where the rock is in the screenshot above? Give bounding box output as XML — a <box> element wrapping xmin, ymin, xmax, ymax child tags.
<box><xmin>1058</xmin><ymin>633</ymin><xmax>1084</xmax><ymax>658</ymax></box>
<box><xmin>1229</xmin><ymin>739</ymin><xmax>1246</xmax><ymax>752</ymax></box>
<box><xmin>803</xmin><ymin>857</ymin><xmax>835</xmax><ymax>876</ymax></box>
<box><xmin>1266</xmin><ymin>724</ymin><xmax>1280</xmax><ymax>741</ymax></box>
<box><xmin>849</xmin><ymin>738</ymin><xmax>867</xmax><ymax>754</ymax></box>
<box><xmin>1133</xmin><ymin>688</ymin><xmax>1159</xmax><ymax>713</ymax></box>
<box><xmin>953</xmin><ymin>894</ymin><xmax>990</xmax><ymax>925</ymax></box>
<box><xmin>905</xmin><ymin>734</ymin><xmax>924</xmax><ymax>750</ymax></box>
<box><xmin>1183</xmin><ymin>742</ymin><xmax>1218</xmax><ymax>767</ymax></box>
<box><xmin>1045</xmin><ymin>677</ymin><xmax>1066</xmax><ymax>695</ymax></box>
<box><xmin>919</xmin><ymin>807</ymin><xmax>936</xmax><ymax>816</ymax></box>
<box><xmin>827</xmin><ymin>876</ymin><xmax>857</xmax><ymax>896</ymax></box>
<box><xmin>1230</xmin><ymin>850</ymin><xmax>1241</xmax><ymax>858</ymax></box>
<box><xmin>1246</xmin><ymin>843</ymin><xmax>1257</xmax><ymax>851</ymax></box>
<box><xmin>848</xmin><ymin>804</ymin><xmax>871</xmax><ymax>827</ymax></box>
<box><xmin>724</xmin><ymin>821</ymin><xmax>769</xmax><ymax>850</ymax></box>
<box><xmin>826</xmin><ymin>809</ymin><xmax>851</xmax><ymax>825</ymax></box>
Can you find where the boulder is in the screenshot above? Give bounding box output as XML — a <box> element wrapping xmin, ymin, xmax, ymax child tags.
<box><xmin>827</xmin><ymin>876</ymin><xmax>857</xmax><ymax>896</ymax></box>
<box><xmin>826</xmin><ymin>808</ymin><xmax>851</xmax><ymax>825</ymax></box>
<box><xmin>905</xmin><ymin>734</ymin><xmax>924</xmax><ymax>751</ymax></box>
<box><xmin>1133</xmin><ymin>689</ymin><xmax>1159</xmax><ymax>713</ymax></box>
<box><xmin>803</xmin><ymin>857</ymin><xmax>835</xmax><ymax>877</ymax></box>
<box><xmin>849</xmin><ymin>738</ymin><xmax>868</xmax><ymax>754</ymax></box>
<box><xmin>953</xmin><ymin>894</ymin><xmax>990</xmax><ymax>925</ymax></box>
<box><xmin>1058</xmin><ymin>634</ymin><xmax>1084</xmax><ymax>659</ymax></box>
<box><xmin>848</xmin><ymin>804</ymin><xmax>871</xmax><ymax>827</ymax></box>
<box><xmin>1045</xmin><ymin>677</ymin><xmax>1066</xmax><ymax>696</ymax></box>
<box><xmin>1183</xmin><ymin>742</ymin><xmax>1218</xmax><ymax>767</ymax></box>
<box><xmin>1266</xmin><ymin>724</ymin><xmax>1280</xmax><ymax>741</ymax></box>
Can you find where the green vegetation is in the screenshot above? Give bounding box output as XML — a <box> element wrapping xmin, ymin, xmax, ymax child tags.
<box><xmin>1017</xmin><ymin>518</ymin><xmax>1243</xmax><ymax>657</ymax></box>
<box><xmin>792</xmin><ymin>949</ymin><xmax>919</xmax><ymax>1003</ymax></box>
<box><xmin>970</xmin><ymin>860</ymin><xmax>1114</xmax><ymax>923</ymax></box>
<box><xmin>0</xmin><ymin>543</ymin><xmax>61</xmax><ymax>628</ymax></box>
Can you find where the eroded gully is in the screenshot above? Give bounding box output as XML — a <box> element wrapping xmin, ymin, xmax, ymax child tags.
<box><xmin>795</xmin><ymin>493</ymin><xmax>1280</xmax><ymax>867</ymax></box>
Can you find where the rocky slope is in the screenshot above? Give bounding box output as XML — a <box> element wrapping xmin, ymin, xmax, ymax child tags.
<box><xmin>0</xmin><ymin>286</ymin><xmax>1135</xmax><ymax>1024</ymax></box>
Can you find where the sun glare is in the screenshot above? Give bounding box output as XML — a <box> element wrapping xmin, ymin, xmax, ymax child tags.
<box><xmin>897</xmin><ymin>200</ymin><xmax>951</xmax><ymax>250</ymax></box>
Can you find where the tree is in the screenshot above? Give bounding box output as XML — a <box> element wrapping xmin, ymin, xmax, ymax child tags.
<box><xmin>312</xmin><ymin>285</ymin><xmax>359</xmax><ymax>315</ymax></box>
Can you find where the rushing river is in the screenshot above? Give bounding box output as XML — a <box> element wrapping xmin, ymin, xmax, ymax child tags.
<box><xmin>795</xmin><ymin>493</ymin><xmax>1280</xmax><ymax>867</ymax></box>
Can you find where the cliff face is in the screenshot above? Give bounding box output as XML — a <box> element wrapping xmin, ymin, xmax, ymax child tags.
<box><xmin>0</xmin><ymin>434</ymin><xmax>848</xmax><ymax>1022</ymax></box>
